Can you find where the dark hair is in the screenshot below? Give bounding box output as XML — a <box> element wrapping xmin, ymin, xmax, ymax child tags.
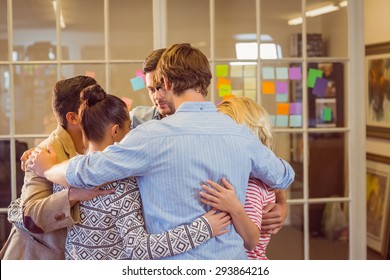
<box><xmin>79</xmin><ymin>84</ymin><xmax>129</xmax><ymax>143</ymax></box>
<box><xmin>142</xmin><ymin>48</ymin><xmax>166</xmax><ymax>75</ymax></box>
<box><xmin>156</xmin><ymin>43</ymin><xmax>211</xmax><ymax>96</ymax></box>
<box><xmin>52</xmin><ymin>75</ymin><xmax>97</xmax><ymax>128</ymax></box>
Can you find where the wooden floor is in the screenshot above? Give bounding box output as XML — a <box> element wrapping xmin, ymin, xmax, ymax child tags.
<box><xmin>267</xmin><ymin>225</ymin><xmax>388</xmax><ymax>260</ymax></box>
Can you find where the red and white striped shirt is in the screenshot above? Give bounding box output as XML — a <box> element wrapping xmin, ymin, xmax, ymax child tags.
<box><xmin>244</xmin><ymin>177</ymin><xmax>276</xmax><ymax>260</ymax></box>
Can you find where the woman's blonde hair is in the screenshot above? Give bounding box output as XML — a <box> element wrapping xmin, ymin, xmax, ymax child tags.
<box><xmin>217</xmin><ymin>97</ymin><xmax>274</xmax><ymax>149</ymax></box>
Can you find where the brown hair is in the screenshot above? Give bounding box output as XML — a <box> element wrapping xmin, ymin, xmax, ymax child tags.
<box><xmin>142</xmin><ymin>48</ymin><xmax>166</xmax><ymax>75</ymax></box>
<box><xmin>79</xmin><ymin>84</ymin><xmax>129</xmax><ymax>142</ymax></box>
<box><xmin>155</xmin><ymin>43</ymin><xmax>212</xmax><ymax>96</ymax></box>
<box><xmin>52</xmin><ymin>75</ymin><xmax>97</xmax><ymax>128</ymax></box>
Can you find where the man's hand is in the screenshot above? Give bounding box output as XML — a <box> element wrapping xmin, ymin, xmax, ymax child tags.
<box><xmin>261</xmin><ymin>191</ymin><xmax>288</xmax><ymax>234</ymax></box>
<box><xmin>27</xmin><ymin>145</ymin><xmax>58</xmax><ymax>177</ymax></box>
<box><xmin>20</xmin><ymin>147</ymin><xmax>35</xmax><ymax>171</ymax></box>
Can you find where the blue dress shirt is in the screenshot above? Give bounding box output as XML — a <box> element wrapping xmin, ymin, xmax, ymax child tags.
<box><xmin>67</xmin><ymin>102</ymin><xmax>295</xmax><ymax>260</ymax></box>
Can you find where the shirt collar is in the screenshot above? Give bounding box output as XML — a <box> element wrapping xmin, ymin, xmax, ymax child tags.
<box><xmin>175</xmin><ymin>102</ymin><xmax>217</xmax><ymax>113</ymax></box>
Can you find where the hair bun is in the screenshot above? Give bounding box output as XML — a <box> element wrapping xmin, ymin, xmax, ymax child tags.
<box><xmin>81</xmin><ymin>84</ymin><xmax>106</xmax><ymax>107</ymax></box>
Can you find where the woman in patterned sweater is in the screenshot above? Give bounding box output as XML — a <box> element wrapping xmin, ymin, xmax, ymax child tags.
<box><xmin>200</xmin><ymin>97</ymin><xmax>278</xmax><ymax>260</ymax></box>
<box><xmin>53</xmin><ymin>84</ymin><xmax>230</xmax><ymax>260</ymax></box>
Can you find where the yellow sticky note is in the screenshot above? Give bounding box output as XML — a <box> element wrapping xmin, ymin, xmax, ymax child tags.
<box><xmin>244</xmin><ymin>90</ymin><xmax>256</xmax><ymax>100</ymax></box>
<box><xmin>232</xmin><ymin>90</ymin><xmax>244</xmax><ymax>97</ymax></box>
<box><xmin>216</xmin><ymin>65</ymin><xmax>229</xmax><ymax>77</ymax></box>
<box><xmin>244</xmin><ymin>77</ymin><xmax>256</xmax><ymax>90</ymax></box>
<box><xmin>277</xmin><ymin>103</ymin><xmax>290</xmax><ymax>115</ymax></box>
<box><xmin>262</xmin><ymin>81</ymin><xmax>275</xmax><ymax>94</ymax></box>
<box><xmin>230</xmin><ymin>65</ymin><xmax>243</xmax><ymax>77</ymax></box>
<box><xmin>219</xmin><ymin>84</ymin><xmax>232</xmax><ymax>97</ymax></box>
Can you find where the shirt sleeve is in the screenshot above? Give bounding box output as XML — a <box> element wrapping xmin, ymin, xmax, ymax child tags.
<box><xmin>249</xmin><ymin>137</ymin><xmax>295</xmax><ymax>190</ymax></box>
<box><xmin>20</xmin><ymin>169</ymin><xmax>79</xmax><ymax>233</ymax></box>
<box><xmin>66</xmin><ymin>126</ymin><xmax>150</xmax><ymax>188</ymax></box>
<box><xmin>244</xmin><ymin>179</ymin><xmax>264</xmax><ymax>231</ymax></box>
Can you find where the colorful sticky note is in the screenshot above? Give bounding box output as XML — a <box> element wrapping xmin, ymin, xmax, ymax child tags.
<box><xmin>276</xmin><ymin>81</ymin><xmax>288</xmax><ymax>94</ymax></box>
<box><xmin>276</xmin><ymin>93</ymin><xmax>289</xmax><ymax>102</ymax></box>
<box><xmin>290</xmin><ymin>102</ymin><xmax>302</xmax><ymax>115</ymax></box>
<box><xmin>216</xmin><ymin>65</ymin><xmax>229</xmax><ymax>77</ymax></box>
<box><xmin>262</xmin><ymin>67</ymin><xmax>275</xmax><ymax>79</ymax></box>
<box><xmin>232</xmin><ymin>90</ymin><xmax>244</xmax><ymax>97</ymax></box>
<box><xmin>136</xmin><ymin>69</ymin><xmax>146</xmax><ymax>82</ymax></box>
<box><xmin>244</xmin><ymin>90</ymin><xmax>256</xmax><ymax>100</ymax></box>
<box><xmin>269</xmin><ymin>115</ymin><xmax>276</xmax><ymax>127</ymax></box>
<box><xmin>223</xmin><ymin>94</ymin><xmax>235</xmax><ymax>100</ymax></box>
<box><xmin>277</xmin><ymin>103</ymin><xmax>290</xmax><ymax>115</ymax></box>
<box><xmin>262</xmin><ymin>81</ymin><xmax>275</xmax><ymax>94</ymax></box>
<box><xmin>218</xmin><ymin>84</ymin><xmax>232</xmax><ymax>97</ymax></box>
<box><xmin>313</xmin><ymin>77</ymin><xmax>328</xmax><ymax>96</ymax></box>
<box><xmin>130</xmin><ymin>76</ymin><xmax>146</xmax><ymax>91</ymax></box>
<box><xmin>244</xmin><ymin>77</ymin><xmax>256</xmax><ymax>90</ymax></box>
<box><xmin>230</xmin><ymin>65</ymin><xmax>243</xmax><ymax>77</ymax></box>
<box><xmin>276</xmin><ymin>67</ymin><xmax>289</xmax><ymax>79</ymax></box>
<box><xmin>289</xmin><ymin>67</ymin><xmax>302</xmax><ymax>80</ymax></box>
<box><xmin>323</xmin><ymin>107</ymin><xmax>332</xmax><ymax>121</ymax></box>
<box><xmin>307</xmin><ymin>68</ymin><xmax>323</xmax><ymax>88</ymax></box>
<box><xmin>290</xmin><ymin>115</ymin><xmax>302</xmax><ymax>127</ymax></box>
<box><xmin>244</xmin><ymin>65</ymin><xmax>256</xmax><ymax>77</ymax></box>
<box><xmin>85</xmin><ymin>71</ymin><xmax>96</xmax><ymax>78</ymax></box>
<box><xmin>121</xmin><ymin>97</ymin><xmax>133</xmax><ymax>110</ymax></box>
<box><xmin>217</xmin><ymin>77</ymin><xmax>231</xmax><ymax>89</ymax></box>
<box><xmin>276</xmin><ymin>115</ymin><xmax>288</xmax><ymax>127</ymax></box>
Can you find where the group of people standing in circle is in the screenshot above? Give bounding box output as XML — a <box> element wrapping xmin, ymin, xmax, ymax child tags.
<box><xmin>1</xmin><ymin>43</ymin><xmax>294</xmax><ymax>260</ymax></box>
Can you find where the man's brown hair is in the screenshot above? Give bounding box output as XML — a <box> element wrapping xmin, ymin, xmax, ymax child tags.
<box><xmin>156</xmin><ymin>43</ymin><xmax>212</xmax><ymax>96</ymax></box>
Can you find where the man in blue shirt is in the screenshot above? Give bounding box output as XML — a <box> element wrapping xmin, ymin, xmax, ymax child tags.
<box><xmin>30</xmin><ymin>43</ymin><xmax>295</xmax><ymax>259</ymax></box>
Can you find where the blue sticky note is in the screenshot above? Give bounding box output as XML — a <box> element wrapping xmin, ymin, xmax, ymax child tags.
<box><xmin>269</xmin><ymin>115</ymin><xmax>276</xmax><ymax>127</ymax></box>
<box><xmin>276</xmin><ymin>93</ymin><xmax>289</xmax><ymax>102</ymax></box>
<box><xmin>276</xmin><ymin>115</ymin><xmax>288</xmax><ymax>127</ymax></box>
<box><xmin>130</xmin><ymin>76</ymin><xmax>146</xmax><ymax>91</ymax></box>
<box><xmin>276</xmin><ymin>67</ymin><xmax>289</xmax><ymax>79</ymax></box>
<box><xmin>262</xmin><ymin>67</ymin><xmax>275</xmax><ymax>79</ymax></box>
<box><xmin>290</xmin><ymin>115</ymin><xmax>302</xmax><ymax>127</ymax></box>
<box><xmin>276</xmin><ymin>81</ymin><xmax>288</xmax><ymax>94</ymax></box>
<box><xmin>313</xmin><ymin>77</ymin><xmax>328</xmax><ymax>96</ymax></box>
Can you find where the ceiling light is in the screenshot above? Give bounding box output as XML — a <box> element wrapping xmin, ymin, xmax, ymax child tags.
<box><xmin>288</xmin><ymin>4</ymin><xmax>342</xmax><ymax>26</ymax></box>
<box><xmin>339</xmin><ymin>1</ymin><xmax>348</xmax><ymax>8</ymax></box>
<box><xmin>305</xmin><ymin>4</ymin><xmax>340</xmax><ymax>17</ymax></box>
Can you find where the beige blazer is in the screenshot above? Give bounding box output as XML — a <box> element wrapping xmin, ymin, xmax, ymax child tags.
<box><xmin>0</xmin><ymin>125</ymin><xmax>80</xmax><ymax>260</ymax></box>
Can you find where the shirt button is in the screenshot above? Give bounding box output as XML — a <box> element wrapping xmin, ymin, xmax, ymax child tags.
<box><xmin>55</xmin><ymin>213</ymin><xmax>66</xmax><ymax>221</ymax></box>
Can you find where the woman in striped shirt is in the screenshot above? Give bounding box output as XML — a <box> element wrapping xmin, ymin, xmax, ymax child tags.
<box><xmin>200</xmin><ymin>96</ymin><xmax>277</xmax><ymax>260</ymax></box>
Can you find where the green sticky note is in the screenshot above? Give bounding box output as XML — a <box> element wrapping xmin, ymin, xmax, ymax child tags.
<box><xmin>216</xmin><ymin>65</ymin><xmax>229</xmax><ymax>77</ymax></box>
<box><xmin>323</xmin><ymin>107</ymin><xmax>332</xmax><ymax>121</ymax></box>
<box><xmin>219</xmin><ymin>84</ymin><xmax>232</xmax><ymax>96</ymax></box>
<box><xmin>307</xmin><ymin>68</ymin><xmax>323</xmax><ymax>88</ymax></box>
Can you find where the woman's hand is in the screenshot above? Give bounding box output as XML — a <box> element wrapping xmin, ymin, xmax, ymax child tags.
<box><xmin>200</xmin><ymin>178</ymin><xmax>242</xmax><ymax>215</ymax></box>
<box><xmin>203</xmin><ymin>209</ymin><xmax>231</xmax><ymax>237</ymax></box>
<box><xmin>68</xmin><ymin>186</ymin><xmax>115</xmax><ymax>206</ymax></box>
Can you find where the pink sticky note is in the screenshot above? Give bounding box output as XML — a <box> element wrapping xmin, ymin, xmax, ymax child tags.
<box><xmin>136</xmin><ymin>69</ymin><xmax>146</xmax><ymax>82</ymax></box>
<box><xmin>85</xmin><ymin>71</ymin><xmax>96</xmax><ymax>78</ymax></box>
<box><xmin>121</xmin><ymin>97</ymin><xmax>133</xmax><ymax>110</ymax></box>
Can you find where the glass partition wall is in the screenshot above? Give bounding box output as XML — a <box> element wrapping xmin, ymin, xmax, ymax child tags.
<box><xmin>0</xmin><ymin>0</ymin><xmax>365</xmax><ymax>259</ymax></box>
